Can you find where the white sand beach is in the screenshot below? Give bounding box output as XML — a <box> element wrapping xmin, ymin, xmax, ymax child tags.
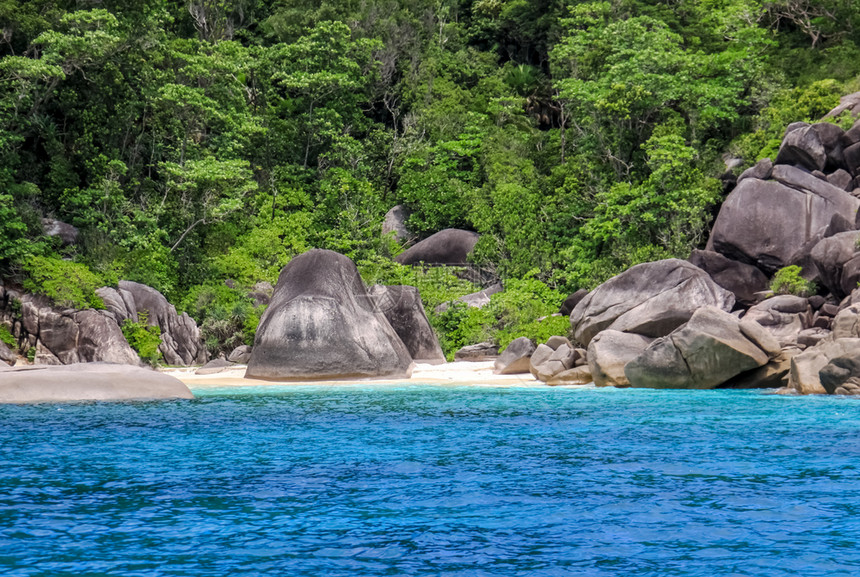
<box><xmin>163</xmin><ymin>361</ymin><xmax>550</xmax><ymax>388</ymax></box>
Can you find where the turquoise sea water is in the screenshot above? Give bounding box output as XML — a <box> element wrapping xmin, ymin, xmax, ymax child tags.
<box><xmin>0</xmin><ymin>384</ymin><xmax>858</xmax><ymax>577</ymax></box>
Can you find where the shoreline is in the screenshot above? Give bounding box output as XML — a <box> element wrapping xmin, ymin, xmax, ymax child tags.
<box><xmin>163</xmin><ymin>361</ymin><xmax>554</xmax><ymax>389</ymax></box>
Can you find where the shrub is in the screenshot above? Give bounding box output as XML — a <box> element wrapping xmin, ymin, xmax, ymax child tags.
<box><xmin>770</xmin><ymin>265</ymin><xmax>817</xmax><ymax>297</ymax></box>
<box><xmin>121</xmin><ymin>312</ymin><xmax>162</xmax><ymax>366</ymax></box>
<box><xmin>0</xmin><ymin>325</ymin><xmax>16</xmax><ymax>349</ymax></box>
<box><xmin>22</xmin><ymin>256</ymin><xmax>105</xmax><ymax>309</ymax></box>
<box><xmin>179</xmin><ymin>283</ymin><xmax>262</xmax><ymax>356</ymax></box>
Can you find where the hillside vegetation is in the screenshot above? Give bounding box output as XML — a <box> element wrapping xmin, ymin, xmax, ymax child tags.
<box><xmin>2</xmin><ymin>0</ymin><xmax>860</xmax><ymax>354</ymax></box>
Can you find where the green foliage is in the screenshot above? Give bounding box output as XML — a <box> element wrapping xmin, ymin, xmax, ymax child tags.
<box><xmin>22</xmin><ymin>256</ymin><xmax>105</xmax><ymax>309</ymax></box>
<box><xmin>0</xmin><ymin>0</ymin><xmax>858</xmax><ymax>353</ymax></box>
<box><xmin>179</xmin><ymin>283</ymin><xmax>261</xmax><ymax>356</ymax></box>
<box><xmin>121</xmin><ymin>312</ymin><xmax>162</xmax><ymax>366</ymax></box>
<box><xmin>770</xmin><ymin>266</ymin><xmax>817</xmax><ymax>297</ymax></box>
<box><xmin>0</xmin><ymin>324</ymin><xmax>16</xmax><ymax>349</ymax></box>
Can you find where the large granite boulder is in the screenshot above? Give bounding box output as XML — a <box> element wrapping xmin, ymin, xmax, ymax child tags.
<box><xmin>0</xmin><ymin>341</ymin><xmax>15</xmax><ymax>365</ymax></box>
<box><xmin>809</xmin><ymin>231</ymin><xmax>860</xmax><ymax>298</ymax></box>
<box><xmin>0</xmin><ymin>288</ymin><xmax>140</xmax><ymax>366</ymax></box>
<box><xmin>227</xmin><ymin>345</ymin><xmax>252</xmax><ymax>364</ymax></box>
<box><xmin>819</xmin><ymin>353</ymin><xmax>860</xmax><ymax>394</ymax></box>
<box><xmin>587</xmin><ymin>330</ymin><xmax>654</xmax><ymax>388</ymax></box>
<box><xmin>494</xmin><ymin>337</ymin><xmax>535</xmax><ymax>375</ymax></box>
<box><xmin>788</xmin><ymin>338</ymin><xmax>860</xmax><ymax>394</ymax></box>
<box><xmin>97</xmin><ymin>281</ymin><xmax>207</xmax><ymax>366</ymax></box>
<box><xmin>570</xmin><ymin>259</ymin><xmax>735</xmax><ymax>347</ymax></box>
<box><xmin>625</xmin><ymin>307</ymin><xmax>776</xmax><ymax>390</ymax></box>
<box><xmin>369</xmin><ymin>285</ymin><xmax>445</xmax><ymax>364</ymax></box>
<box><xmin>382</xmin><ymin>205</ymin><xmax>413</xmax><ymax>243</ymax></box>
<box><xmin>775</xmin><ymin>123</ymin><xmax>844</xmax><ymax>172</ymax></box>
<box><xmin>559</xmin><ymin>289</ymin><xmax>588</xmax><ymax>316</ymax></box>
<box><xmin>395</xmin><ymin>229</ymin><xmax>479</xmax><ymax>266</ymax></box>
<box><xmin>0</xmin><ymin>363</ymin><xmax>193</xmax><ymax>403</ymax></box>
<box><xmin>196</xmin><ymin>358</ymin><xmax>235</xmax><ymax>375</ymax></box>
<box><xmin>688</xmin><ymin>249</ymin><xmax>770</xmax><ymax>306</ymax></box>
<box><xmin>743</xmin><ymin>295</ymin><xmax>812</xmax><ymax>346</ymax></box>
<box><xmin>708</xmin><ymin>169</ymin><xmax>860</xmax><ymax>273</ymax></box>
<box><xmin>437</xmin><ymin>283</ymin><xmax>503</xmax><ymax>313</ymax></box>
<box><xmin>455</xmin><ymin>342</ymin><xmax>498</xmax><ymax>361</ymax></box>
<box><xmin>246</xmin><ymin>249</ymin><xmax>414</xmax><ymax>381</ymax></box>
<box><xmin>41</xmin><ymin>218</ymin><xmax>79</xmax><ymax>245</ymax></box>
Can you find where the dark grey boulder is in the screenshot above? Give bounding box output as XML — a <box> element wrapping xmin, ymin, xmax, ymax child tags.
<box><xmin>0</xmin><ymin>363</ymin><xmax>193</xmax><ymax>403</ymax></box>
<box><xmin>809</xmin><ymin>231</ymin><xmax>860</xmax><ymax>298</ymax></box>
<box><xmin>196</xmin><ymin>358</ymin><xmax>235</xmax><ymax>375</ymax></box>
<box><xmin>708</xmin><ymin>173</ymin><xmax>860</xmax><ymax>273</ymax></box>
<box><xmin>570</xmin><ymin>259</ymin><xmax>735</xmax><ymax>347</ymax></box>
<box><xmin>559</xmin><ymin>289</ymin><xmax>588</xmax><ymax>316</ymax></box>
<box><xmin>587</xmin><ymin>330</ymin><xmax>653</xmax><ymax>388</ymax></box>
<box><xmin>454</xmin><ymin>342</ymin><xmax>499</xmax><ymax>362</ymax></box>
<box><xmin>395</xmin><ymin>229</ymin><xmax>479</xmax><ymax>266</ymax></box>
<box><xmin>828</xmin><ymin>169</ymin><xmax>854</xmax><ymax>191</ymax></box>
<box><xmin>494</xmin><ymin>337</ymin><xmax>535</xmax><ymax>375</ymax></box>
<box><xmin>775</xmin><ymin>124</ymin><xmax>840</xmax><ymax>172</ymax></box>
<box><xmin>227</xmin><ymin>345</ymin><xmax>252</xmax><ymax>364</ymax></box>
<box><xmin>689</xmin><ymin>249</ymin><xmax>769</xmax><ymax>306</ymax></box>
<box><xmin>744</xmin><ymin>295</ymin><xmax>812</xmax><ymax>346</ymax></box>
<box><xmin>246</xmin><ymin>249</ymin><xmax>414</xmax><ymax>381</ymax></box>
<box><xmin>96</xmin><ymin>281</ymin><xmax>207</xmax><ymax>366</ymax></box>
<box><xmin>437</xmin><ymin>283</ymin><xmax>503</xmax><ymax>313</ymax></box>
<box><xmin>382</xmin><ymin>205</ymin><xmax>413</xmax><ymax>243</ymax></box>
<box><xmin>625</xmin><ymin>307</ymin><xmax>772</xmax><ymax>390</ymax></box>
<box><xmin>41</xmin><ymin>218</ymin><xmax>79</xmax><ymax>245</ymax></box>
<box><xmin>0</xmin><ymin>341</ymin><xmax>15</xmax><ymax>365</ymax></box>
<box><xmin>737</xmin><ymin>158</ymin><xmax>773</xmax><ymax>185</ymax></box>
<box><xmin>370</xmin><ymin>285</ymin><xmax>445</xmax><ymax>364</ymax></box>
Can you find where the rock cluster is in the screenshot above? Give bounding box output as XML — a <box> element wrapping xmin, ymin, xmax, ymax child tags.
<box><xmin>0</xmin><ymin>281</ymin><xmax>206</xmax><ymax>368</ymax></box>
<box><xmin>539</xmin><ymin>115</ymin><xmax>860</xmax><ymax>395</ymax></box>
<box><xmin>246</xmin><ymin>249</ymin><xmax>443</xmax><ymax>381</ymax></box>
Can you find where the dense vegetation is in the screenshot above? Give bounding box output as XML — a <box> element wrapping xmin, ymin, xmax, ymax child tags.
<box><xmin>2</xmin><ymin>0</ymin><xmax>860</xmax><ymax>355</ymax></box>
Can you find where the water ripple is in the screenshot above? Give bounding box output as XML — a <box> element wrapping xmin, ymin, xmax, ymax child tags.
<box><xmin>0</xmin><ymin>385</ymin><xmax>857</xmax><ymax>576</ymax></box>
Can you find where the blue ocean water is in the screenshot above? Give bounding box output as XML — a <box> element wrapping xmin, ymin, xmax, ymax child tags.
<box><xmin>0</xmin><ymin>384</ymin><xmax>858</xmax><ymax>577</ymax></box>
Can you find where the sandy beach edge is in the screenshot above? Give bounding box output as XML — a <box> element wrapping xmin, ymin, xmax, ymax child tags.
<box><xmin>160</xmin><ymin>361</ymin><xmax>571</xmax><ymax>389</ymax></box>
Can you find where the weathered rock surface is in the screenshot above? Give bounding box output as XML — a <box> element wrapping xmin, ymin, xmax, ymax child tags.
<box><xmin>559</xmin><ymin>289</ymin><xmax>588</xmax><ymax>316</ymax></box>
<box><xmin>709</xmin><ymin>174</ymin><xmax>860</xmax><ymax>273</ymax></box>
<box><xmin>625</xmin><ymin>307</ymin><xmax>773</xmax><ymax>390</ymax></box>
<box><xmin>382</xmin><ymin>205</ymin><xmax>413</xmax><ymax>243</ymax></box>
<box><xmin>570</xmin><ymin>259</ymin><xmax>735</xmax><ymax>346</ymax></box>
<box><xmin>809</xmin><ymin>231</ymin><xmax>860</xmax><ymax>298</ymax></box>
<box><xmin>832</xmin><ymin>304</ymin><xmax>860</xmax><ymax>339</ymax></box>
<box><xmin>455</xmin><ymin>342</ymin><xmax>499</xmax><ymax>361</ymax></box>
<box><xmin>743</xmin><ymin>296</ymin><xmax>812</xmax><ymax>346</ymax></box>
<box><xmin>41</xmin><ymin>218</ymin><xmax>79</xmax><ymax>245</ymax></box>
<box><xmin>246</xmin><ymin>249</ymin><xmax>414</xmax><ymax>380</ymax></box>
<box><xmin>819</xmin><ymin>353</ymin><xmax>860</xmax><ymax>394</ymax></box>
<box><xmin>437</xmin><ymin>283</ymin><xmax>503</xmax><ymax>312</ymax></box>
<box><xmin>587</xmin><ymin>330</ymin><xmax>653</xmax><ymax>388</ymax></box>
<box><xmin>0</xmin><ymin>341</ymin><xmax>15</xmax><ymax>365</ymax></box>
<box><xmin>395</xmin><ymin>229</ymin><xmax>479</xmax><ymax>266</ymax></box>
<box><xmin>0</xmin><ymin>286</ymin><xmax>140</xmax><ymax>366</ymax></box>
<box><xmin>0</xmin><ymin>363</ymin><xmax>193</xmax><ymax>403</ymax></box>
<box><xmin>788</xmin><ymin>338</ymin><xmax>860</xmax><ymax>394</ymax></box>
<box><xmin>546</xmin><ymin>366</ymin><xmax>592</xmax><ymax>386</ymax></box>
<box><xmin>531</xmin><ymin>342</ymin><xmax>580</xmax><ymax>382</ymax></box>
<box><xmin>97</xmin><ymin>281</ymin><xmax>207</xmax><ymax>366</ymax></box>
<box><xmin>227</xmin><ymin>345</ymin><xmax>252</xmax><ymax>364</ymax></box>
<box><xmin>494</xmin><ymin>337</ymin><xmax>535</xmax><ymax>375</ymax></box>
<box><xmin>689</xmin><ymin>249</ymin><xmax>770</xmax><ymax>306</ymax></box>
<box><xmin>370</xmin><ymin>285</ymin><xmax>445</xmax><ymax>364</ymax></box>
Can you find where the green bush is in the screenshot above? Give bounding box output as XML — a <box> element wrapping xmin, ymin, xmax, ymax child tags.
<box><xmin>179</xmin><ymin>283</ymin><xmax>262</xmax><ymax>356</ymax></box>
<box><xmin>0</xmin><ymin>325</ymin><xmax>16</xmax><ymax>349</ymax></box>
<box><xmin>771</xmin><ymin>266</ymin><xmax>817</xmax><ymax>297</ymax></box>
<box><xmin>121</xmin><ymin>312</ymin><xmax>162</xmax><ymax>366</ymax></box>
<box><xmin>22</xmin><ymin>256</ymin><xmax>106</xmax><ymax>309</ymax></box>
